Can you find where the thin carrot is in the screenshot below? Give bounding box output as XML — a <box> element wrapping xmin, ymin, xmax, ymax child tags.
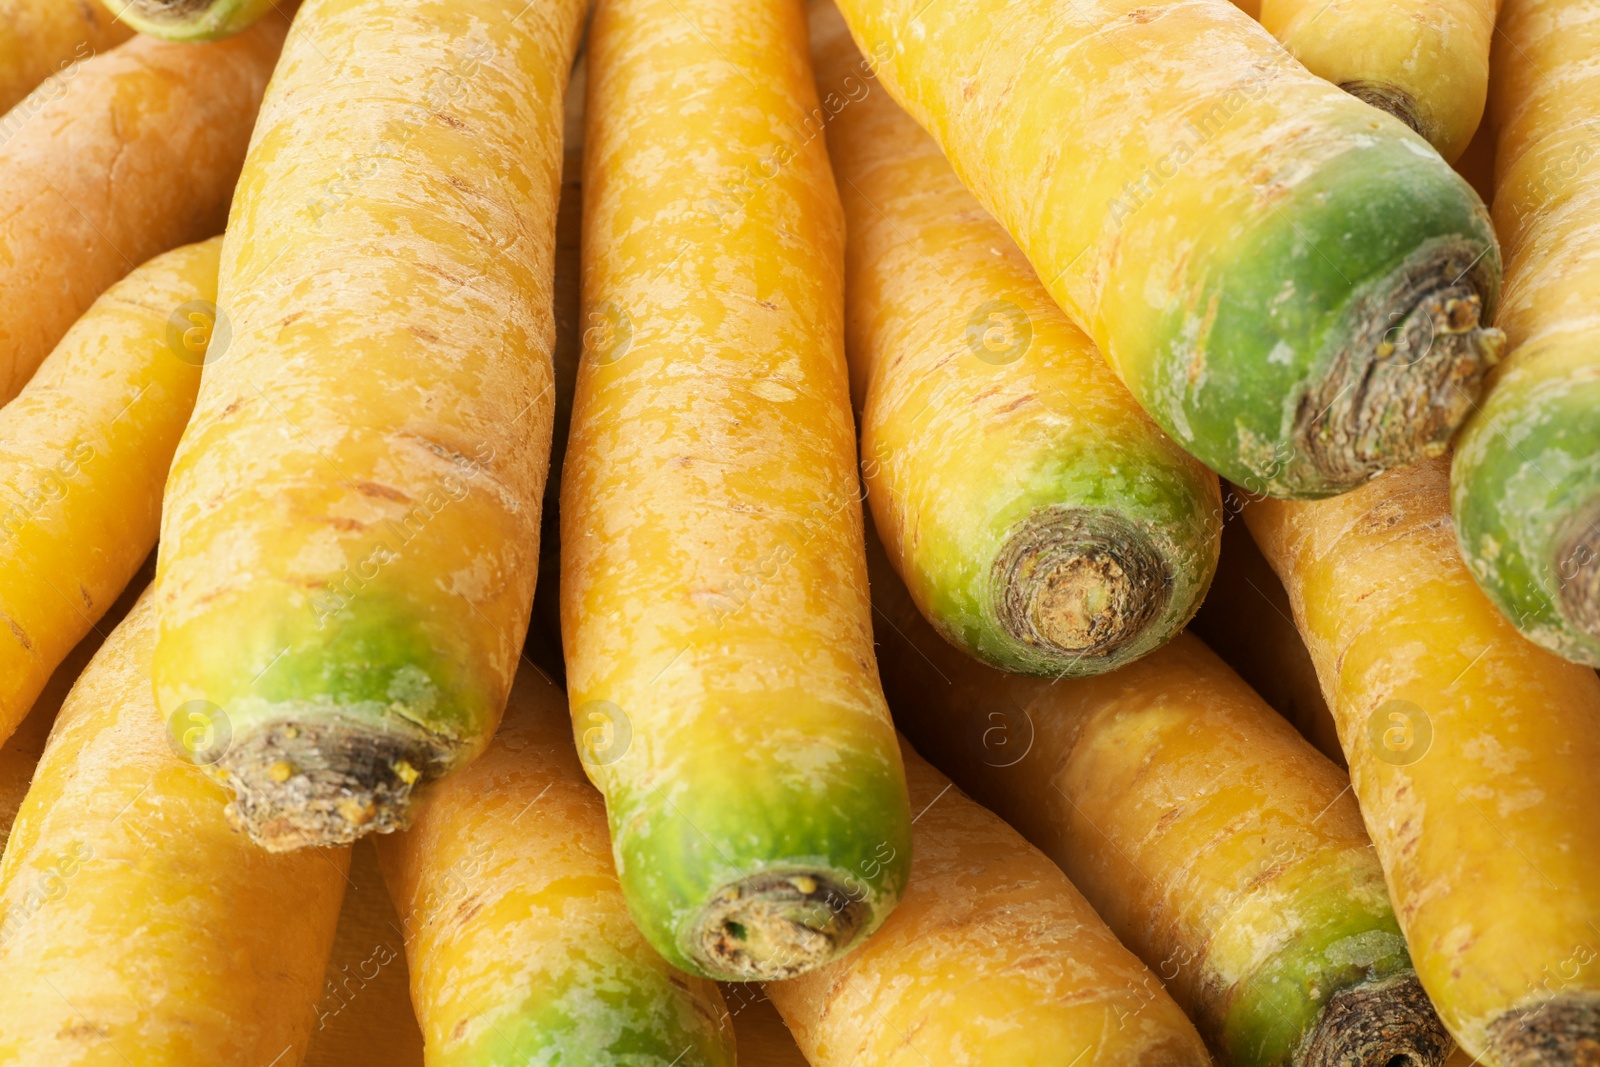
<box><xmin>563</xmin><ymin>0</ymin><xmax>912</xmax><ymax>980</ymax></box>
<box><xmin>0</xmin><ymin>19</ymin><xmax>282</xmax><ymax>406</ymax></box>
<box><xmin>0</xmin><ymin>0</ymin><xmax>129</xmax><ymax>114</ymax></box>
<box><xmin>764</xmin><ymin>738</ymin><xmax>1213</xmax><ymax>1066</ymax></box>
<box><xmin>831</xmin><ymin>0</ymin><xmax>1504</xmax><ymax>498</ymax></box>
<box><xmin>1245</xmin><ymin>457</ymin><xmax>1600</xmax><ymax>1065</ymax></box>
<box><xmin>376</xmin><ymin>664</ymin><xmax>736</xmax><ymax>1066</ymax></box>
<box><xmin>0</xmin><ymin>592</ymin><xmax>349</xmax><ymax>1064</ymax></box>
<box><xmin>152</xmin><ymin>0</ymin><xmax>589</xmax><ymax>850</ymax></box>
<box><xmin>811</xmin><ymin>2</ymin><xmax>1221</xmax><ymax>678</ymax></box>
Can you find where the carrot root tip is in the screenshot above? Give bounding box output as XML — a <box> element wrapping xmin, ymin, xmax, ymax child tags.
<box><xmin>1484</xmin><ymin>990</ymin><xmax>1600</xmax><ymax>1067</ymax></box>
<box><xmin>992</xmin><ymin>505</ymin><xmax>1169</xmax><ymax>663</ymax></box>
<box><xmin>216</xmin><ymin>715</ymin><xmax>454</xmax><ymax>851</ymax></box>
<box><xmin>1295</xmin><ymin>971</ymin><xmax>1452</xmax><ymax>1067</ymax></box>
<box><xmin>686</xmin><ymin>869</ymin><xmax>869</xmax><ymax>981</ymax></box>
<box><xmin>1339</xmin><ymin>81</ymin><xmax>1430</xmax><ymax>143</ymax></box>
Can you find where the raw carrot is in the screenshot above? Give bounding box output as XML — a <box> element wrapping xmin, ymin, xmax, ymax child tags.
<box><xmin>872</xmin><ymin>548</ymin><xmax>1450</xmax><ymax>1067</ymax></box>
<box><xmin>0</xmin><ymin>592</ymin><xmax>349</xmax><ymax>1065</ymax></box>
<box><xmin>1245</xmin><ymin>457</ymin><xmax>1600</xmax><ymax>1065</ymax></box>
<box><xmin>0</xmin><ymin>19</ymin><xmax>281</xmax><ymax>406</ymax></box>
<box><xmin>564</xmin><ymin>0</ymin><xmax>912</xmax><ymax>980</ymax></box>
<box><xmin>764</xmin><ymin>738</ymin><xmax>1213</xmax><ymax>1067</ymax></box>
<box><xmin>830</xmin><ymin>0</ymin><xmax>1505</xmax><ymax>498</ymax></box>
<box><xmin>0</xmin><ymin>237</ymin><xmax>220</xmax><ymax>750</ymax></box>
<box><xmin>1451</xmin><ymin>0</ymin><xmax>1600</xmax><ymax>666</ymax></box>
<box><xmin>0</xmin><ymin>0</ymin><xmax>129</xmax><ymax>114</ymax></box>
<box><xmin>1256</xmin><ymin>0</ymin><xmax>1498</xmax><ymax>162</ymax></box>
<box><xmin>376</xmin><ymin>664</ymin><xmax>736</xmax><ymax>1067</ymax></box>
<box><xmin>152</xmin><ymin>0</ymin><xmax>588</xmax><ymax>850</ymax></box>
<box><xmin>811</xmin><ymin>3</ymin><xmax>1221</xmax><ymax>678</ymax></box>
<box><xmin>97</xmin><ymin>0</ymin><xmax>282</xmax><ymax>41</ymax></box>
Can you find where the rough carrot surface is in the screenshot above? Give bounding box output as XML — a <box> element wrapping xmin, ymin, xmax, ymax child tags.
<box><xmin>378</xmin><ymin>664</ymin><xmax>736</xmax><ymax>1067</ymax></box>
<box><xmin>0</xmin><ymin>19</ymin><xmax>281</xmax><ymax>407</ymax></box>
<box><xmin>153</xmin><ymin>0</ymin><xmax>588</xmax><ymax>850</ymax></box>
<box><xmin>1258</xmin><ymin>0</ymin><xmax>1498</xmax><ymax>161</ymax></box>
<box><xmin>0</xmin><ymin>0</ymin><xmax>129</xmax><ymax>114</ymax></box>
<box><xmin>0</xmin><ymin>238</ymin><xmax>218</xmax><ymax>750</ymax></box>
<box><xmin>811</xmin><ymin>2</ymin><xmax>1220</xmax><ymax>679</ymax></box>
<box><xmin>765</xmin><ymin>739</ymin><xmax>1212</xmax><ymax>1066</ymax></box>
<box><xmin>1451</xmin><ymin>0</ymin><xmax>1600</xmax><ymax>666</ymax></box>
<box><xmin>831</xmin><ymin>0</ymin><xmax>1504</xmax><ymax>498</ymax></box>
<box><xmin>564</xmin><ymin>0</ymin><xmax>912</xmax><ymax>982</ymax></box>
<box><xmin>872</xmin><ymin>546</ymin><xmax>1448</xmax><ymax>1067</ymax></box>
<box><xmin>1247</xmin><ymin>458</ymin><xmax>1600</xmax><ymax>1065</ymax></box>
<box><xmin>0</xmin><ymin>592</ymin><xmax>349</xmax><ymax>1066</ymax></box>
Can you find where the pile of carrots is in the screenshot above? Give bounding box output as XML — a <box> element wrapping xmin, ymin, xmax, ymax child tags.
<box><xmin>1</xmin><ymin>0</ymin><xmax>1597</xmax><ymax>1063</ymax></box>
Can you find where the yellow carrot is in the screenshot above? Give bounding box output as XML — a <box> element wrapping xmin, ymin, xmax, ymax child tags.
<box><xmin>1245</xmin><ymin>458</ymin><xmax>1600</xmax><ymax>1065</ymax></box>
<box><xmin>765</xmin><ymin>738</ymin><xmax>1212</xmax><ymax>1066</ymax></box>
<box><xmin>563</xmin><ymin>0</ymin><xmax>911</xmax><ymax>980</ymax></box>
<box><xmin>831</xmin><ymin>0</ymin><xmax>1503</xmax><ymax>498</ymax></box>
<box><xmin>873</xmin><ymin>546</ymin><xmax>1450</xmax><ymax>1067</ymax></box>
<box><xmin>0</xmin><ymin>0</ymin><xmax>129</xmax><ymax>114</ymax></box>
<box><xmin>153</xmin><ymin>0</ymin><xmax>588</xmax><ymax>850</ymax></box>
<box><xmin>0</xmin><ymin>237</ymin><xmax>219</xmax><ymax>751</ymax></box>
<box><xmin>0</xmin><ymin>21</ymin><xmax>281</xmax><ymax>406</ymax></box>
<box><xmin>1256</xmin><ymin>0</ymin><xmax>1498</xmax><ymax>161</ymax></box>
<box><xmin>0</xmin><ymin>591</ymin><xmax>349</xmax><ymax>1065</ymax></box>
<box><xmin>377</xmin><ymin>664</ymin><xmax>735</xmax><ymax>1066</ymax></box>
<box><xmin>811</xmin><ymin>2</ymin><xmax>1221</xmax><ymax>679</ymax></box>
<box><xmin>1451</xmin><ymin>0</ymin><xmax>1600</xmax><ymax>665</ymax></box>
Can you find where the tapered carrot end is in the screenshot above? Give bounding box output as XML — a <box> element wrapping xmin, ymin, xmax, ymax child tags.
<box><xmin>1485</xmin><ymin>991</ymin><xmax>1600</xmax><ymax>1067</ymax></box>
<box><xmin>1299</xmin><ymin>972</ymin><xmax>1452</xmax><ymax>1067</ymax></box>
<box><xmin>217</xmin><ymin>716</ymin><xmax>453</xmax><ymax>851</ymax></box>
<box><xmin>687</xmin><ymin>869</ymin><xmax>870</xmax><ymax>981</ymax></box>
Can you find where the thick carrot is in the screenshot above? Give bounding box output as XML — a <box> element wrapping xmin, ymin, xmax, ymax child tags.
<box><xmin>97</xmin><ymin>0</ymin><xmax>281</xmax><ymax>41</ymax></box>
<box><xmin>152</xmin><ymin>0</ymin><xmax>588</xmax><ymax>850</ymax></box>
<box><xmin>1245</xmin><ymin>458</ymin><xmax>1600</xmax><ymax>1065</ymax></box>
<box><xmin>1451</xmin><ymin>0</ymin><xmax>1600</xmax><ymax>666</ymax></box>
<box><xmin>0</xmin><ymin>20</ymin><xmax>281</xmax><ymax>407</ymax></box>
<box><xmin>564</xmin><ymin>0</ymin><xmax>911</xmax><ymax>981</ymax></box>
<box><xmin>811</xmin><ymin>3</ymin><xmax>1221</xmax><ymax>678</ymax></box>
<box><xmin>872</xmin><ymin>549</ymin><xmax>1450</xmax><ymax>1067</ymax></box>
<box><xmin>376</xmin><ymin>663</ymin><xmax>736</xmax><ymax>1067</ymax></box>
<box><xmin>0</xmin><ymin>237</ymin><xmax>219</xmax><ymax>750</ymax></box>
<box><xmin>0</xmin><ymin>0</ymin><xmax>129</xmax><ymax>114</ymax></box>
<box><xmin>0</xmin><ymin>592</ymin><xmax>349</xmax><ymax>1064</ymax></box>
<box><xmin>831</xmin><ymin>0</ymin><xmax>1504</xmax><ymax>499</ymax></box>
<box><xmin>1256</xmin><ymin>0</ymin><xmax>1498</xmax><ymax>162</ymax></box>
<box><xmin>765</xmin><ymin>738</ymin><xmax>1212</xmax><ymax>1066</ymax></box>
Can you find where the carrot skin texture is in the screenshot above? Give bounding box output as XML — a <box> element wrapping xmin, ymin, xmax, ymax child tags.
<box><xmin>872</xmin><ymin>552</ymin><xmax>1446</xmax><ymax>1067</ymax></box>
<box><xmin>565</xmin><ymin>0</ymin><xmax>912</xmax><ymax>981</ymax></box>
<box><xmin>0</xmin><ymin>592</ymin><xmax>349</xmax><ymax>1066</ymax></box>
<box><xmin>0</xmin><ymin>238</ymin><xmax>219</xmax><ymax>748</ymax></box>
<box><xmin>1257</xmin><ymin>0</ymin><xmax>1498</xmax><ymax>162</ymax></box>
<box><xmin>0</xmin><ymin>20</ymin><xmax>281</xmax><ymax>407</ymax></box>
<box><xmin>1246</xmin><ymin>458</ymin><xmax>1600</xmax><ymax>1063</ymax></box>
<box><xmin>765</xmin><ymin>739</ymin><xmax>1212</xmax><ymax>1067</ymax></box>
<box><xmin>1451</xmin><ymin>0</ymin><xmax>1600</xmax><ymax>666</ymax></box>
<box><xmin>811</xmin><ymin>3</ymin><xmax>1221</xmax><ymax>678</ymax></box>
<box><xmin>0</xmin><ymin>0</ymin><xmax>129</xmax><ymax>114</ymax></box>
<box><xmin>831</xmin><ymin>0</ymin><xmax>1503</xmax><ymax>499</ymax></box>
<box><xmin>153</xmin><ymin>0</ymin><xmax>587</xmax><ymax>850</ymax></box>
